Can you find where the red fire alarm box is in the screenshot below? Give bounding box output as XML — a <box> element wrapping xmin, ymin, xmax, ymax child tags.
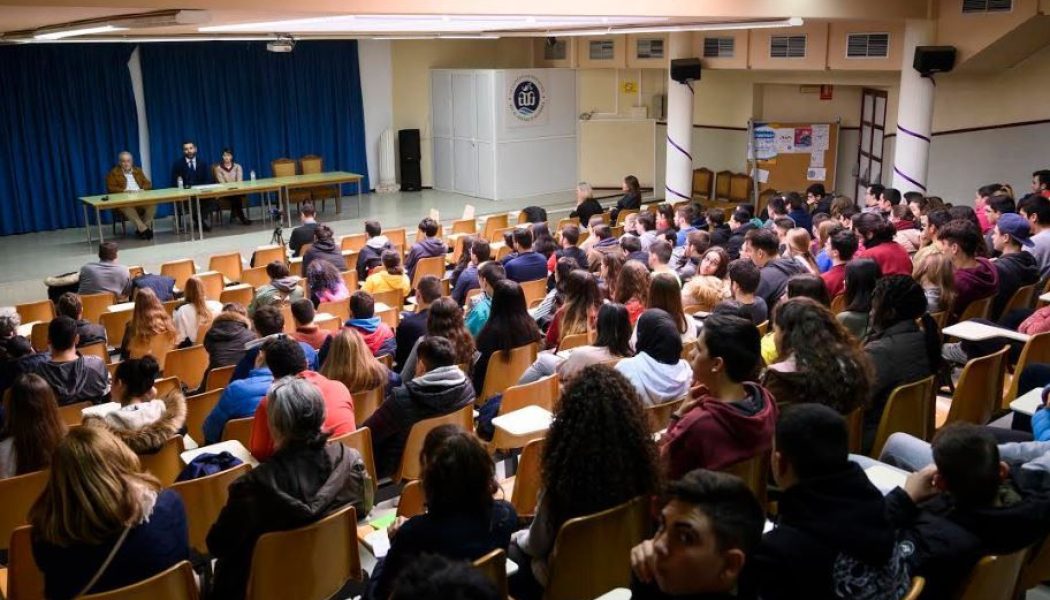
<box><xmin>820</xmin><ymin>84</ymin><xmax>833</xmax><ymax>100</ymax></box>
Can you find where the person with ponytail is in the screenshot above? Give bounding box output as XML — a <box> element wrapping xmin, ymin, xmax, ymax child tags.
<box><xmin>862</xmin><ymin>276</ymin><xmax>941</xmax><ymax>453</ymax></box>
<box><xmin>853</xmin><ymin>212</ymin><xmax>913</xmax><ymax>276</ymax></box>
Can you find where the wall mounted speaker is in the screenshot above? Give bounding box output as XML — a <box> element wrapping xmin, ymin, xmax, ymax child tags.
<box><xmin>670</xmin><ymin>58</ymin><xmax>702</xmax><ymax>83</ymax></box>
<box><xmin>913</xmin><ymin>46</ymin><xmax>956</xmax><ymax>76</ymax></box>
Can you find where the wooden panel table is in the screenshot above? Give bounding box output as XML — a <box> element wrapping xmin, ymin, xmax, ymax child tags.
<box><xmin>79</xmin><ymin>188</ymin><xmax>195</xmax><ymax>246</ymax></box>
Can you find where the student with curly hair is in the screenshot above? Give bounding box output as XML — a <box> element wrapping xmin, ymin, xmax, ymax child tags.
<box><xmin>306</xmin><ymin>259</ymin><xmax>349</xmax><ymax>307</ymax></box>
<box><xmin>509</xmin><ymin>363</ymin><xmax>659</xmax><ymax>599</ymax></box>
<box><xmin>544</xmin><ymin>269</ymin><xmax>601</xmax><ymax>349</ymax></box>
<box><xmin>399</xmin><ymin>297</ymin><xmax>478</xmax><ymax>382</ymax></box>
<box><xmin>761</xmin><ymin>297</ymin><xmax>873</xmax><ymax>415</ymax></box>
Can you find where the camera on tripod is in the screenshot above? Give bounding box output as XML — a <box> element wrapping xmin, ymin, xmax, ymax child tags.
<box><xmin>269</xmin><ymin>207</ymin><xmax>283</xmax><ymax>220</ymax></box>
<box><xmin>269</xmin><ymin>207</ymin><xmax>285</xmax><ymax>246</ymax></box>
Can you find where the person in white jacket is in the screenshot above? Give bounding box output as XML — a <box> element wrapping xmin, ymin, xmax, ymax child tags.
<box><xmin>616</xmin><ymin>308</ymin><xmax>692</xmax><ymax>407</ymax></box>
<box><xmin>173</xmin><ymin>276</ymin><xmax>222</xmax><ymax>346</ymax></box>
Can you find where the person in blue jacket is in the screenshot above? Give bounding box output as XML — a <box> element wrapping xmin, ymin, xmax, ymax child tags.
<box><xmin>503</xmin><ymin>228</ymin><xmax>548</xmax><ymax>283</ymax></box>
<box><xmin>230</xmin><ymin>306</ymin><xmax>317</xmax><ymax>382</ymax></box>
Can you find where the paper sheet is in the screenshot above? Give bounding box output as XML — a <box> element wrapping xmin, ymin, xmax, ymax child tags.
<box><xmin>806</xmin><ymin>168</ymin><xmax>827</xmax><ymax>181</ymax></box>
<box><xmin>429</xmin><ymin>208</ymin><xmax>440</xmax><ymax>221</ymax></box>
<box><xmin>364</xmin><ymin>529</ymin><xmax>391</xmax><ymax>558</ymax></box>
<box><xmin>812</xmin><ymin>124</ymin><xmax>831</xmax><ymax>151</ymax></box>
<box><xmin>809</xmin><ymin>152</ymin><xmax>825</xmax><ymax>168</ymax></box>
<box><xmin>462</xmin><ymin>204</ymin><xmax>476</xmax><ymax>220</ymax></box>
<box><xmin>774</xmin><ymin>128</ymin><xmax>796</xmax><ymax>153</ymax></box>
<box><xmin>754</xmin><ymin>168</ymin><xmax>770</xmax><ymax>184</ymax></box>
<box><xmin>753</xmin><ymin>125</ymin><xmax>777</xmax><ymax>160</ymax></box>
<box><xmin>864</xmin><ymin>464</ymin><xmax>908</xmax><ymax>495</ymax></box>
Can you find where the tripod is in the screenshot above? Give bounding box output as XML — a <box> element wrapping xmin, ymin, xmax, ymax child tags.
<box><xmin>271</xmin><ymin>223</ymin><xmax>285</xmax><ymax>246</ymax></box>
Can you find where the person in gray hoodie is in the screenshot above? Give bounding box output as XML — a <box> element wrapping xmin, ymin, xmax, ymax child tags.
<box><xmin>743</xmin><ymin>228</ymin><xmax>806</xmax><ymax>309</ymax></box>
<box><xmin>29</xmin><ymin>317</ymin><xmax>109</xmax><ymax>406</ymax></box>
<box><xmin>405</xmin><ymin>217</ymin><xmax>448</xmax><ymax>282</ymax></box>
<box><xmin>363</xmin><ymin>336</ymin><xmax>475</xmax><ymax>479</ymax></box>
<box><xmin>357</xmin><ymin>219</ymin><xmax>395</xmax><ymax>280</ymax></box>
<box><xmin>248</xmin><ymin>261</ymin><xmax>304</xmax><ymax>317</ymax></box>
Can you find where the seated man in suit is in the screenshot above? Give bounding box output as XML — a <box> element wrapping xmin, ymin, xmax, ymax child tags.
<box><xmin>171</xmin><ymin>139</ymin><xmax>216</xmax><ymax>231</ymax></box>
<box><xmin>105</xmin><ymin>151</ymin><xmax>156</xmax><ymax>239</ymax></box>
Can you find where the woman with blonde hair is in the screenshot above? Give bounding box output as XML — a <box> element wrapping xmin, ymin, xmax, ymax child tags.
<box><xmin>913</xmin><ymin>252</ymin><xmax>956</xmax><ymax>314</ymax></box>
<box><xmin>320</xmin><ymin>328</ymin><xmax>397</xmax><ymax>394</ymax></box>
<box><xmin>615</xmin><ymin>260</ymin><xmax>651</xmax><ymax>325</ymax></box>
<box><xmin>172</xmin><ymin>276</ymin><xmax>221</xmax><ymax>346</ymax></box>
<box><xmin>0</xmin><ymin>373</ymin><xmax>66</xmax><ymax>479</ymax></box>
<box><xmin>120</xmin><ymin>287</ymin><xmax>176</xmax><ymax>359</ymax></box>
<box><xmin>29</xmin><ymin>426</ymin><xmax>189</xmax><ymax>599</ymax></box>
<box><xmin>785</xmin><ymin>228</ymin><xmax>819</xmax><ymax>275</ymax></box>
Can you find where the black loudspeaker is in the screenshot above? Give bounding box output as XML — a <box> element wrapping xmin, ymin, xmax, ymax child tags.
<box><xmin>913</xmin><ymin>46</ymin><xmax>956</xmax><ymax>76</ymax></box>
<box><xmin>398</xmin><ymin>128</ymin><xmax>422</xmax><ymax>192</ymax></box>
<box><xmin>670</xmin><ymin>58</ymin><xmax>702</xmax><ymax>83</ymax></box>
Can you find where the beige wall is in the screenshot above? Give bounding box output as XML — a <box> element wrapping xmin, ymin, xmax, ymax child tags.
<box><xmin>935</xmin><ymin>0</ymin><xmax>1040</xmax><ymax>63</ymax></box>
<box><xmin>756</xmin><ymin>84</ymin><xmax>865</xmax><ymax>127</ymax></box>
<box><xmin>826</xmin><ymin>20</ymin><xmax>905</xmax><ymax>70</ymax></box>
<box><xmin>748</xmin><ymin>21</ymin><xmax>830</xmax><ymax>70</ymax></box>
<box><xmin>391</xmin><ymin>38</ymin><xmax>533</xmax><ymax>186</ymax></box>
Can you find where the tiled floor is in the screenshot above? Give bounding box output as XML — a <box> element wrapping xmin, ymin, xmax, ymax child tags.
<box><xmin>0</xmin><ymin>189</ymin><xmax>580</xmax><ymax>305</ymax></box>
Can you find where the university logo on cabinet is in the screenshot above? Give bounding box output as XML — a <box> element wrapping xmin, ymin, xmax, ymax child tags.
<box><xmin>508</xmin><ymin>74</ymin><xmax>547</xmax><ymax>123</ymax></box>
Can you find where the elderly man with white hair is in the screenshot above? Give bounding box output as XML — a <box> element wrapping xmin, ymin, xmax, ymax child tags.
<box><xmin>104</xmin><ymin>151</ymin><xmax>156</xmax><ymax>239</ymax></box>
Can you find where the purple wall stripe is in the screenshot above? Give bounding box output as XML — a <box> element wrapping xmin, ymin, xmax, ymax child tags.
<box><xmin>665</xmin><ymin>185</ymin><xmax>691</xmax><ymax>201</ymax></box>
<box><xmin>666</xmin><ymin>135</ymin><xmax>693</xmax><ymax>162</ymax></box>
<box><xmin>893</xmin><ymin>165</ymin><xmax>927</xmax><ymax>192</ymax></box>
<box><xmin>897</xmin><ymin>123</ymin><xmax>931</xmax><ymax>143</ymax></box>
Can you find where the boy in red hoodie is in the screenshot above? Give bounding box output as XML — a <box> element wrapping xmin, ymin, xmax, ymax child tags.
<box><xmin>345</xmin><ymin>290</ymin><xmax>396</xmax><ymax>358</ymax></box>
<box><xmin>662</xmin><ymin>313</ymin><xmax>778</xmax><ymax>480</ymax></box>
<box><xmin>938</xmin><ymin>219</ymin><xmax>999</xmax><ymax>320</ymax></box>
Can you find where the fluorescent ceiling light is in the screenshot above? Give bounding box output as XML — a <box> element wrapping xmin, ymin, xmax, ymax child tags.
<box><xmin>200</xmin><ymin>14</ymin><xmax>666</xmax><ymax>34</ymax></box>
<box><xmin>34</xmin><ymin>24</ymin><xmax>127</xmax><ymax>40</ymax></box>
<box><xmin>550</xmin><ymin>17</ymin><xmax>803</xmax><ymax>36</ymax></box>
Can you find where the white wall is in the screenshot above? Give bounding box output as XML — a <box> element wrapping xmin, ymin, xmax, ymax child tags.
<box><xmin>358</xmin><ymin>40</ymin><xmax>394</xmax><ymax>190</ymax></box>
<box><xmin>126</xmin><ymin>48</ymin><xmax>151</xmax><ymax>178</ymax></box>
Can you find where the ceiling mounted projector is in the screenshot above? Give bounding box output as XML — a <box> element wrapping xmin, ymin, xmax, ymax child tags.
<box><xmin>267</xmin><ymin>36</ymin><xmax>295</xmax><ymax>52</ymax></box>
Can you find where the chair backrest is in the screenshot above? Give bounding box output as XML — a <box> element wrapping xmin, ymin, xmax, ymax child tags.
<box><xmin>253</xmin><ymin>245</ymin><xmax>286</xmax><ymax>268</ymax></box>
<box><xmin>714</xmin><ymin>170</ymin><xmax>733</xmax><ymax>199</ymax></box>
<box><xmin>520</xmin><ymin>278</ymin><xmax>548</xmax><ymax>309</ymax></box>
<box><xmin>81</xmin><ymin>560</ymin><xmax>199</xmax><ymax>600</ymax></box>
<box><xmin>555</xmin><ymin>217</ymin><xmax>580</xmax><ymax>232</ymax></box>
<box><xmin>871</xmin><ymin>375</ymin><xmax>935</xmax><ymax>458</ymax></box>
<box><xmin>903</xmin><ymin>576</ymin><xmax>925</xmax><ymax>600</ymax></box>
<box><xmin>280</xmin><ymin>303</ymin><xmax>296</xmax><ymax>334</ymax></box>
<box><xmin>721</xmin><ymin>451</ymin><xmax>771</xmax><ymax>508</ymax></box>
<box><xmin>195</xmin><ymin>271</ymin><xmax>224</xmax><ymax>302</ymax></box>
<box><xmin>495</xmin><ymin>245</ymin><xmax>512</xmax><ymax>261</ymax></box>
<box><xmin>154</xmin><ymin>376</ymin><xmax>180</xmax><ymax>398</ymax></box>
<box><xmin>163</xmin><ymin>344</ymin><xmax>208</xmax><ymax>391</ymax></box>
<box><xmin>340</xmin><ymin>233</ymin><xmax>366</xmax><ymax>251</ymax></box>
<box><xmin>370</xmin><ymin>288</ymin><xmax>404</xmax><ymax>310</ymax></box>
<box><xmin>57</xmin><ymin>400</ymin><xmax>90</xmax><ymax>428</ymax></box>
<box><xmin>318</xmin><ymin>299</ymin><xmax>350</xmax><ymax>323</ymax></box>
<box><xmin>480</xmin><ymin>343</ymin><xmax>539</xmax><ymax>402</ymax></box>
<box><xmin>299</xmin><ymin>155</ymin><xmax>323</xmax><ymax>174</ymax></box>
<box><xmin>645</xmin><ymin>398</ymin><xmax>685</xmax><ymax>434</ymax></box>
<box><xmin>208</xmin><ymin>252</ymin><xmax>243</xmax><ymax>283</ymax></box>
<box><xmin>394</xmin><ymin>404</ymin><xmax>474</xmax><ymax>481</ymax></box>
<box><xmin>1018</xmin><ymin>534</ymin><xmax>1050</xmax><ymax>593</ymax></box>
<box><xmin>955</xmin><ymin>550</ymin><xmax>1028</xmax><ymax>600</ymax></box>
<box><xmin>830</xmin><ymin>294</ymin><xmax>846</xmax><ymax>315</ymax></box>
<box><xmin>138</xmin><ymin>437</ymin><xmax>184</xmax><ymax>488</ymax></box>
<box><xmin>184</xmin><ymin>389</ymin><xmax>222</xmax><ymax>445</ymax></box>
<box><xmin>329</xmin><ymin>427</ymin><xmax>377</xmax><ymax>492</ymax></box>
<box><xmin>16</xmin><ymin>299</ymin><xmax>54</xmax><ymax>324</ymax></box>
<box><xmin>239</xmin><ymin>266</ymin><xmax>271</xmax><ymax>290</ymax></box>
<box><xmin>79</xmin><ymin>292</ymin><xmax>116</xmax><ymax>324</ymax></box>
<box><xmin>349</xmin><ymin>386</ymin><xmax>384</xmax><ymax>424</ymax></box>
<box><xmin>0</xmin><ymin>470</ymin><xmax>48</xmax><ymax>552</ymax></box>
<box><xmin>473</xmin><ymin>548</ymin><xmax>509</xmax><ymax>600</ymax></box>
<box><xmin>692</xmin><ymin>167</ymin><xmax>713</xmax><ymax>198</ymax></box>
<box><xmin>1003</xmin><ymin>283</ymin><xmax>1037</xmax><ymax>317</ymax></box>
<box><xmin>315</xmin><ymin>313</ymin><xmax>340</xmax><ymax>332</ymax></box>
<box><xmin>545</xmin><ymin>497</ymin><xmax>648</xmax><ymax>600</ymax></box>
<box><xmin>385</xmin><ymin>227</ymin><xmax>407</xmax><ymax>249</ymax></box>
<box><xmin>221</xmin><ymin>416</ymin><xmax>254</xmax><ymax>448</ymax></box>
<box><xmin>558</xmin><ymin>332</ymin><xmax>589</xmax><ymax>351</ymax></box>
<box><xmin>396</xmin><ymin>479</ymin><xmax>426</xmax><ymax>518</ymax></box>
<box><xmin>218</xmin><ymin>283</ymin><xmax>254</xmax><ymax>308</ymax></box>
<box><xmin>1002</xmin><ymin>331</ymin><xmax>1050</xmax><ymax>409</ymax></box>
<box><xmin>100</xmin><ymin>310</ymin><xmax>133</xmax><ymax>351</ymax></box>
<box><xmin>127</xmin><ymin>332</ymin><xmax>175</xmax><ymax>370</ymax></box>
<box><xmin>5</xmin><ymin>525</ymin><xmax>44</xmax><ymax>600</ymax></box>
<box><xmin>729</xmin><ymin>173</ymin><xmax>753</xmax><ymax>203</ymax></box>
<box><xmin>162</xmin><ymin>299</ymin><xmax>180</xmax><ymax>317</ymax></box>
<box><xmin>958</xmin><ymin>295</ymin><xmax>994</xmax><ymax>323</ymax></box>
<box><xmin>341</xmin><ymin>270</ymin><xmax>358</xmax><ymax>292</ymax></box>
<box><xmin>482</xmin><ymin>214</ymin><xmax>510</xmax><ymax>242</ymax></box>
<box><xmin>452</xmin><ymin>218</ymin><xmax>477</xmax><ymax>235</ymax></box>
<box><xmin>947</xmin><ymin>345</ymin><xmax>1009</xmax><ymax>427</ymax></box>
<box><xmin>246</xmin><ymin>505</ymin><xmax>360</xmax><ymax>600</ymax></box>
<box><xmin>159</xmin><ymin>259</ymin><xmax>196</xmax><ymax>292</ymax></box>
<box><xmin>29</xmin><ymin>321</ymin><xmax>49</xmax><ymax>352</ymax></box>
<box><xmin>205</xmin><ymin>364</ymin><xmax>235</xmax><ymax>392</ymax></box>
<box><xmin>271</xmin><ymin>158</ymin><xmax>297</xmax><ymax>178</ymax></box>
<box><xmin>411</xmin><ymin>255</ymin><xmax>446</xmax><ymax>289</ymax></box>
<box><xmin>376</xmin><ymin>305</ymin><xmax>399</xmax><ymax>329</ymax></box>
<box><xmin>79</xmin><ymin>341</ymin><xmax>109</xmax><ymax>364</ymax></box>
<box><xmin>500</xmin><ymin>374</ymin><xmax>559</xmax><ymax>415</ymax></box>
<box><xmin>510</xmin><ymin>438</ymin><xmax>545</xmax><ymax>517</ymax></box>
<box><xmin>616</xmin><ymin>209</ymin><xmax>639</xmax><ymax>227</ymax></box>
<box><xmin>170</xmin><ymin>463</ymin><xmax>251</xmax><ymax>552</ymax></box>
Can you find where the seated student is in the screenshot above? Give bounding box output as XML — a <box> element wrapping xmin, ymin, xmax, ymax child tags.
<box><xmin>622</xmin><ymin>236</ymin><xmax>649</xmax><ymax>266</ymax></box>
<box><xmin>637</xmin><ymin>211</ymin><xmax>660</xmax><ymax>251</ymax></box>
<box><xmin>119</xmin><ymin>288</ymin><xmax>177</xmax><ymax>360</ymax></box>
<box><xmin>648</xmin><ymin>240</ymin><xmax>681</xmax><ymax>286</ymax></box>
<box><xmin>743</xmin><ymin>228</ymin><xmax>806</xmax><ymax>309</ymax></box>
<box><xmin>55</xmin><ymin>292</ymin><xmax>107</xmax><ymax>347</ymax></box>
<box><xmin>472</xmin><ymin>280</ymin><xmax>543</xmax><ymax>406</ymax></box>
<box><xmin>674</xmin><ymin>204</ymin><xmax>699</xmax><ymax>248</ymax></box>
<box><xmin>630</xmin><ymin>469</ymin><xmax>765</xmax><ymax>600</ymax></box>
<box><xmin>465</xmin><ymin>261</ymin><xmax>506</xmax><ymax>337</ymax></box>
<box><xmin>172</xmin><ymin>276</ymin><xmax>221</xmax><ymax>346</ymax></box>
<box><xmin>646</xmin><ymin>273</ymin><xmax>702</xmax><ymax>345</ymax></box>
<box><xmin>30</xmin><ymin>426</ymin><xmax>189</xmax><ymax>599</ymax></box>
<box><xmin>820</xmin><ymin>228</ymin><xmax>858</xmax><ymax>299</ymax></box>
<box><xmin>306</xmin><ymin>260</ymin><xmax>349</xmax><ymax>307</ymax></box>
<box><xmin>938</xmin><ymin>218</ymin><xmax>999</xmax><ymax>320</ymax></box>
<box><xmin>615</xmin><ymin>309</ymin><xmax>692</xmax><ymax>407</ymax></box>
<box><xmin>806</xmin><ymin>183</ymin><xmax>833</xmax><ymax>215</ymax></box>
<box><xmin>363</xmin><ymin>250</ymin><xmax>412</xmax><ymax>297</ymax></box>
<box><xmin>752</xmin><ymin>404</ymin><xmax>911</xmax><ymax>599</ymax></box>
<box><xmin>510</xmin><ymin>364</ymin><xmax>659</xmax><ymax>598</ymax></box>
<box><xmin>288</xmin><ymin>298</ymin><xmax>331</xmax><ymax>351</ymax></box>
<box><xmin>203</xmin><ymin>302</ymin><xmax>257</xmax><ymax>369</ymax></box>
<box><xmin>785</xmin><ymin>228</ymin><xmax>820</xmax><ymax>275</ymax></box>
<box><xmin>673</xmin><ymin>229</ymin><xmax>711</xmax><ymax>280</ymax></box>
<box><xmin>405</xmin><ymin>217</ymin><xmax>447</xmax><ymax>282</ymax></box>
<box><xmin>288</xmin><ymin>203</ymin><xmax>319</xmax><ymax>257</ymax></box>
<box><xmin>400</xmin><ymin>297</ymin><xmax>477</xmax><ymax>383</ymax></box>
<box><xmin>662</xmin><ymin>313</ymin><xmax>777</xmax><ymax>479</ymax></box>
<box><xmin>836</xmin><ymin>258</ymin><xmax>881</xmax><ymax>339</ymax></box>
<box><xmin>368</xmin><ymin>425</ymin><xmax>517</xmax><ymax>600</ymax></box>
<box><xmin>230</xmin><ymin>305</ymin><xmax>318</xmax><ymax>381</ymax></box>
<box><xmin>364</xmin><ymin>336</ymin><xmax>476</xmax><ymax>479</ymax></box>
<box><xmin>247</xmin><ymin>261</ymin><xmax>304</xmax><ymax>317</ymax></box>
<box><xmin>301</xmin><ymin>224</ymin><xmax>347</xmax><ymax>277</ymax></box>
<box><xmin>545</xmin><ymin>269</ymin><xmax>601</xmax><ymax>350</ymax></box>
<box><xmin>503</xmin><ymin>228</ymin><xmax>549</xmax><ymax>283</ymax></box>
<box><xmin>0</xmin><ymin>373</ymin><xmax>66</xmax><ymax>479</ymax></box>
<box><xmin>988</xmin><ymin>212</ymin><xmax>1039</xmax><ymax>321</ymax></box>
<box><xmin>877</xmin><ymin>187</ymin><xmax>903</xmax><ymax>217</ymax></box>
<box><xmin>726</xmin><ymin>259</ymin><xmax>768</xmax><ymax>325</ymax></box>
<box><xmin>615</xmin><ymin>261</ymin><xmax>651</xmax><ymax>325</ymax></box>
<box><xmin>531</xmin><ymin>222</ymin><xmax>558</xmax><ymax>261</ymax></box>
<box><xmin>707</xmin><ymin>208</ymin><xmax>731</xmax><ymax>247</ymax></box>
<box><xmin>520</xmin><ymin>302</ymin><xmax>634</xmax><ymax>385</ymax></box>
<box><xmin>78</xmin><ymin>242</ymin><xmax>132</xmax><ymax>301</ymax></box>
<box><xmin>853</xmin><ymin>212</ymin><xmax>913</xmax><ymax>277</ymax></box>
<box><xmin>862</xmin><ymin>276</ymin><xmax>940</xmax><ymax>453</ymax></box>
<box><xmin>585</xmin><ymin>224</ymin><xmax>622</xmax><ymax>267</ymax></box>
<box><xmin>655</xmin><ymin>204</ymin><xmax>677</xmax><ymax>237</ymax></box>
<box><xmin>202</xmin><ymin>337</ymin><xmax>281</xmax><ymax>444</ymax></box>
<box><xmin>532</xmin><ymin>256</ymin><xmax>578</xmax><ymax>325</ymax></box>
<box><xmin>786</xmin><ymin>192</ymin><xmax>812</xmax><ymax>233</ymax></box>
<box><xmin>681</xmin><ymin>247</ymin><xmax>730</xmax><ymax>311</ymax></box>
<box><xmin>1020</xmin><ymin>195</ymin><xmax>1050</xmax><ymax>281</ymax></box>
<box><xmin>761</xmin><ymin>297</ymin><xmax>872</xmax><ymax>415</ymax></box>
<box><xmin>394</xmin><ymin>275</ymin><xmax>442</xmax><ymax>368</ymax></box>
<box><xmin>611</xmin><ymin>174</ymin><xmax>643</xmax><ymax>225</ymax></box>
<box><xmin>453</xmin><ymin>238</ymin><xmax>490</xmax><ymax>306</ymax></box>
<box><xmin>390</xmin><ymin>554</ymin><xmax>501</xmax><ymax>600</ymax></box>
<box><xmin>891</xmin><ymin>205</ymin><xmax>922</xmax><ymax>254</ymax></box>
<box><xmin>983</xmin><ymin>194</ymin><xmax>1016</xmax><ymax>257</ymax></box>
<box><xmin>570</xmin><ymin>182</ymin><xmax>605</xmax><ymax>228</ymax></box>
<box><xmin>346</xmin><ymin>290</ymin><xmax>396</xmax><ymax>358</ymax></box>
<box><xmin>28</xmin><ymin>316</ymin><xmax>109</xmax><ymax>406</ymax></box>
<box><xmin>357</xmin><ymin>219</ymin><xmax>396</xmax><ymax>280</ymax></box>
<box><xmin>207</xmin><ymin>377</ymin><xmax>373</xmax><ymax>599</ymax></box>
<box><xmin>913</xmin><ymin>208</ymin><xmax>951</xmax><ymax>271</ymax></box>
<box><xmin>320</xmin><ymin>328</ymin><xmax>400</xmax><ymax>396</ymax></box>
<box><xmin>83</xmin><ymin>356</ymin><xmax>186</xmax><ymax>454</ymax></box>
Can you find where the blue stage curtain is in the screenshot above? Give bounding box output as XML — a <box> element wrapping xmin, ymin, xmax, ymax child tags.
<box><xmin>0</xmin><ymin>45</ymin><xmax>140</xmax><ymax>235</ymax></box>
<box><xmin>139</xmin><ymin>40</ymin><xmax>370</xmax><ymax>198</ymax></box>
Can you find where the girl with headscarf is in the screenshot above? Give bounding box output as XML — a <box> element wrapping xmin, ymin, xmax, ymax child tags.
<box><xmin>614</xmin><ymin>309</ymin><xmax>692</xmax><ymax>406</ymax></box>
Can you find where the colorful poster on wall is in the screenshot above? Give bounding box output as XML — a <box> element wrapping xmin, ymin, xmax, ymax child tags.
<box><xmin>753</xmin><ymin>125</ymin><xmax>777</xmax><ymax>160</ymax></box>
<box><xmin>774</xmin><ymin>128</ymin><xmax>795</xmax><ymax>154</ymax></box>
<box><xmin>506</xmin><ymin>71</ymin><xmax>549</xmax><ymax>128</ymax></box>
<box><xmin>794</xmin><ymin>127</ymin><xmax>813</xmax><ymax>149</ymax></box>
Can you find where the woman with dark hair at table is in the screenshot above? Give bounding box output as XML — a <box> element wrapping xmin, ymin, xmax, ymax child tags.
<box><xmin>212</xmin><ymin>147</ymin><xmax>251</xmax><ymax>225</ymax></box>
